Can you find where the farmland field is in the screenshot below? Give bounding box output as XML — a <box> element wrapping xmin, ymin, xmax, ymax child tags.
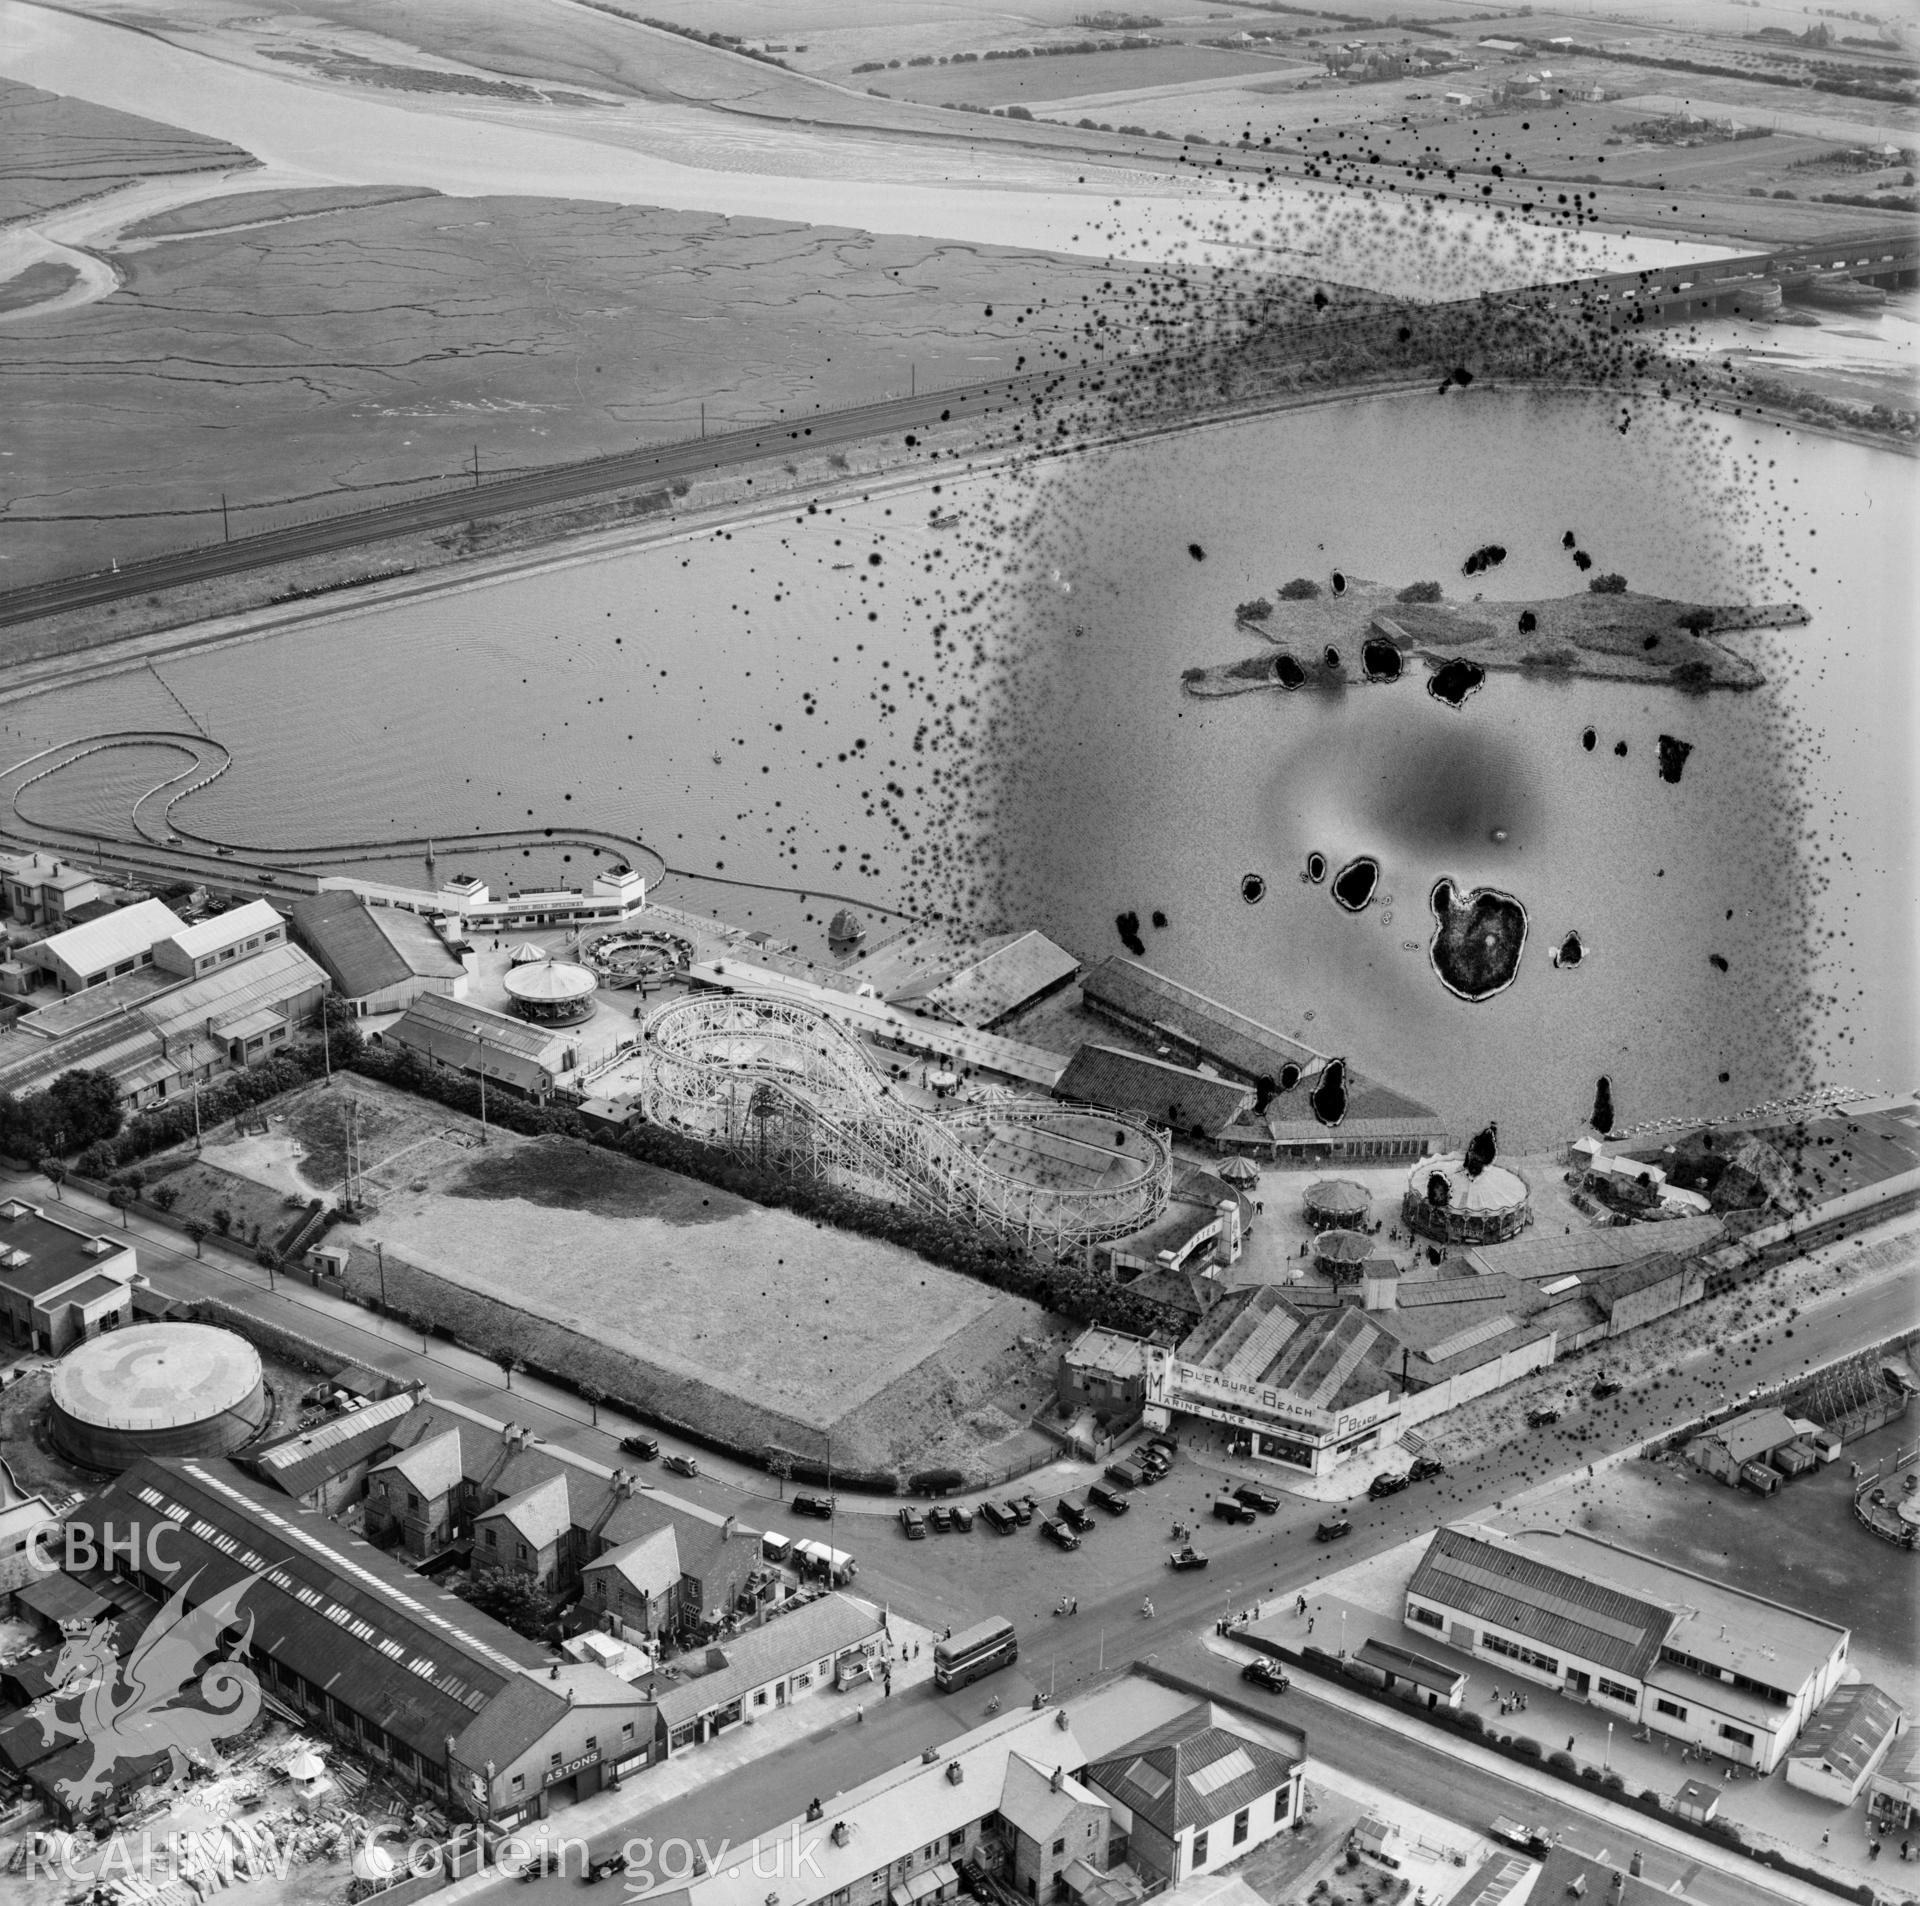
<box><xmin>855</xmin><ymin>45</ymin><xmax>1308</xmax><ymax>109</ymax></box>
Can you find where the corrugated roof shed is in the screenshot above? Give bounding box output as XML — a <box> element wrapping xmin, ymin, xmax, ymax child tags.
<box><xmin>1407</xmin><ymin>1526</ymin><xmax>1673</xmax><ymax>1681</ymax></box>
<box><xmin>293</xmin><ymin>893</ymin><xmax>466</xmax><ymax>1000</ymax></box>
<box><xmin>1055</xmin><ymin>1043</ymin><xmax>1252</xmax><ymax>1138</ymax></box>
<box><xmin>386</xmin><ymin>993</ymin><xmax>565</xmax><ymax>1087</ymax></box>
<box><xmin>65</xmin><ymin>1458</ymin><xmax>545</xmax><ymax>1765</ymax></box>
<box><xmin>250</xmin><ymin>1392</ymin><xmax>417</xmax><ymax>1499</ymax></box>
<box><xmin>1464</xmin><ymin>1217</ymin><xmax>1724</xmax><ymax>1281</ymax></box>
<box><xmin>1081</xmin><ymin>958</ymin><xmax>1444</xmax><ymax>1134</ymax></box>
<box><xmin>144</xmin><ymin>941</ymin><xmax>327</xmax><ymax>1040</ymax></box>
<box><xmin>1697</xmin><ymin>1407</ymin><xmax>1800</xmax><ymax>1465</ymax></box>
<box><xmin>1788</xmin><ymin>1682</ymin><xmax>1905</xmax><ymax>1781</ymax></box>
<box><xmin>894</xmin><ymin>930</ymin><xmax>1080</xmax><ymax>1030</ymax></box>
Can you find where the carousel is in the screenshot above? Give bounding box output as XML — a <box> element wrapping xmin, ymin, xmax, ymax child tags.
<box><xmin>503</xmin><ymin>958</ymin><xmax>598</xmax><ymax>1026</ymax></box>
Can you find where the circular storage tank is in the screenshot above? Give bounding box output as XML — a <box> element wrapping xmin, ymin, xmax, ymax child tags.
<box><xmin>1303</xmin><ymin>1178</ymin><xmax>1371</xmax><ymax>1232</ymax></box>
<box><xmin>1401</xmin><ymin>1153</ymin><xmax>1532</xmax><ymax>1246</ymax></box>
<box><xmin>502</xmin><ymin>958</ymin><xmax>598</xmax><ymax>1025</ymax></box>
<box><xmin>1311</xmin><ymin>1227</ymin><xmax>1374</xmax><ymax>1283</ymax></box>
<box><xmin>51</xmin><ymin>1322</ymin><xmax>268</xmax><ymax>1473</ymax></box>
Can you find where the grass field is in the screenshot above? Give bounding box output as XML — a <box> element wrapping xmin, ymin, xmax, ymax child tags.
<box><xmin>860</xmin><ymin>46</ymin><xmax>1302</xmax><ymax>109</ymax></box>
<box><xmin>0</xmin><ymin>78</ymin><xmax>251</xmax><ymax>225</ymax></box>
<box><xmin>172</xmin><ymin>1078</ymin><xmax>1048</xmax><ymax>1463</ymax></box>
<box><xmin>0</xmin><ymin>189</ymin><xmax>1127</xmax><ymax>585</ymax></box>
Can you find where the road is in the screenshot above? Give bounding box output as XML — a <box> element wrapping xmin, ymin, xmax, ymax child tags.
<box><xmin>462</xmin><ymin>1636</ymin><xmax>1802</xmax><ymax>1906</ymax></box>
<box><xmin>14</xmin><ymin>1168</ymin><xmax>1907</xmax><ymax>1906</ymax></box>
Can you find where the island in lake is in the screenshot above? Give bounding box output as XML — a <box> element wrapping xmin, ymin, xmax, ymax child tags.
<box><xmin>1180</xmin><ymin>578</ymin><xmax>1808</xmax><ymax>698</ymax></box>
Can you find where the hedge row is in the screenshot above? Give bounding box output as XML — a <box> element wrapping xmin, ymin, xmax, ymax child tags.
<box><xmin>83</xmin><ymin>1040</ymin><xmax>1180</xmax><ymax>1340</ymax></box>
<box><xmin>607</xmin><ymin>1119</ymin><xmax>1184</xmax><ymax>1341</ymax></box>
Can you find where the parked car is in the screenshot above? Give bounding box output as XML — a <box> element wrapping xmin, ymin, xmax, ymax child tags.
<box><xmin>620</xmin><ymin>1434</ymin><xmax>659</xmax><ymax>1461</ymax></box>
<box><xmin>1408</xmin><ymin>1453</ymin><xmax>1446</xmax><ymax>1483</ymax></box>
<box><xmin>1040</xmin><ymin>1518</ymin><xmax>1081</xmax><ymax>1551</ymax></box>
<box><xmin>899</xmin><ymin>1507</ymin><xmax>927</xmax><ymax>1540</ymax></box>
<box><xmin>1056</xmin><ymin>1493</ymin><xmax>1096</xmax><ymax>1532</ymax></box>
<box><xmin>1591</xmin><ymin>1376</ymin><xmax>1622</xmax><ymax>1399</ymax></box>
<box><xmin>949</xmin><ymin>1502</ymin><xmax>975</xmax><ymax>1532</ymax></box>
<box><xmin>1241</xmin><ymin>1658</ymin><xmax>1290</xmax><ymax>1693</ymax></box>
<box><xmin>1526</xmin><ymin>1405</ymin><xmax>1562</xmax><ymax>1428</ymax></box>
<box><xmin>791</xmin><ymin>1493</ymin><xmax>834</xmax><ymax>1519</ymax></box>
<box><xmin>1139</xmin><ymin>1443</ymin><xmax>1172</xmax><ymax>1472</ymax></box>
<box><xmin>1232</xmin><ymin>1483</ymin><xmax>1280</xmax><ymax>1514</ymax></box>
<box><xmin>1368</xmin><ymin>1470</ymin><xmax>1411</xmax><ymax>1500</ymax></box>
<box><xmin>1167</xmin><ymin>1545</ymin><xmax>1209</xmax><ymax>1571</ymax></box>
<box><xmin>1314</xmin><ymin>1515</ymin><xmax>1352</xmax><ymax>1542</ymax></box>
<box><xmin>1212</xmin><ymin>1497</ymin><xmax>1256</xmax><ymax>1525</ymax></box>
<box><xmin>662</xmin><ymin>1453</ymin><xmax>698</xmax><ymax>1477</ymax></box>
<box><xmin>1007</xmin><ymin>1495</ymin><xmax>1036</xmax><ymax>1526</ymax></box>
<box><xmin>980</xmin><ymin>1501</ymin><xmax>1017</xmax><ymax>1535</ymax></box>
<box><xmin>928</xmin><ymin>1505</ymin><xmax>954</xmax><ymax>1533</ymax></box>
<box><xmin>1089</xmin><ymin>1482</ymin><xmax>1131</xmax><ymax>1515</ymax></box>
<box><xmin>1106</xmin><ymin>1461</ymin><xmax>1146</xmax><ymax>1491</ymax></box>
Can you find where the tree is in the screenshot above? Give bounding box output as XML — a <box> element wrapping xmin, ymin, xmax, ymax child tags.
<box><xmin>107</xmin><ymin>1187</ymin><xmax>131</xmax><ymax>1228</ymax></box>
<box><xmin>1588</xmin><ymin>572</ymin><xmax>1628</xmax><ymax>594</ymax></box>
<box><xmin>579</xmin><ymin>1381</ymin><xmax>605</xmax><ymax>1427</ymax></box>
<box><xmin>319</xmin><ymin>994</ymin><xmax>365</xmax><ymax>1066</ymax></box>
<box><xmin>149</xmin><ymin>1183</ymin><xmax>178</xmax><ymax>1213</ymax></box>
<box><xmin>42</xmin><ymin>1161</ymin><xmax>65</xmax><ymax>1201</ymax></box>
<box><xmin>183</xmin><ymin>1219</ymin><xmax>209</xmax><ymax>1259</ymax></box>
<box><xmin>457</xmin><ymin>1567</ymin><xmax>553</xmax><ymax>1642</ymax></box>
<box><xmin>211</xmin><ymin>1206</ymin><xmax>233</xmax><ymax>1237</ymax></box>
<box><xmin>47</xmin><ymin>1070</ymin><xmax>123</xmax><ymax>1151</ymax></box>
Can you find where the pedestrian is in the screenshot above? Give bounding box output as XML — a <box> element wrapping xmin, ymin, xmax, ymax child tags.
<box><xmin>1307</xmin><ymin>1617</ymin><xmax>1314</xmax><ymax>1634</ymax></box>
<box><xmin>1821</xmin><ymin>1830</ymin><xmax>1829</xmax><ymax>1847</ymax></box>
<box><xmin>1568</xmin><ymin>1736</ymin><xmax>1576</xmax><ymax>1754</ymax></box>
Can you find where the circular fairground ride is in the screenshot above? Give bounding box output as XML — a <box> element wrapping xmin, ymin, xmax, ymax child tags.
<box><xmin>636</xmin><ymin>991</ymin><xmax>1172</xmax><ymax>1254</ymax></box>
<box><xmin>583</xmin><ymin>929</ymin><xmax>695</xmax><ymax>988</ymax></box>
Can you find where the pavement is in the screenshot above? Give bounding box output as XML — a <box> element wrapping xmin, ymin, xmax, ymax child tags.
<box><xmin>1181</xmin><ymin>1631</ymin><xmax>1848</xmax><ymax>1906</ymax></box>
<box><xmin>14</xmin><ymin>1168</ymin><xmax>1917</xmax><ymax>1903</ymax></box>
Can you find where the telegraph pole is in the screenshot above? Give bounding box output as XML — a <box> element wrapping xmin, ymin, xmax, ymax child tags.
<box><xmin>221</xmin><ymin>494</ymin><xmax>230</xmax><ymax>543</ymax></box>
<box><xmin>472</xmin><ymin>1025</ymin><xmax>489</xmax><ymax>1142</ymax></box>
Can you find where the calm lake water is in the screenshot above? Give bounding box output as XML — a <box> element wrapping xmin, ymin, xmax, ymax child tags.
<box><xmin>5</xmin><ymin>387</ymin><xmax>1910</xmax><ymax>1150</ymax></box>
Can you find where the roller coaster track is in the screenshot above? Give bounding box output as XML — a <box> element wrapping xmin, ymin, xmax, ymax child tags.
<box><xmin>638</xmin><ymin>990</ymin><xmax>1172</xmax><ymax>1254</ymax></box>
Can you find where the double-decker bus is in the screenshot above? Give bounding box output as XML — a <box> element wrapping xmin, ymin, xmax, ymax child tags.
<box><xmin>933</xmin><ymin>1616</ymin><xmax>1019</xmax><ymax>1691</ymax></box>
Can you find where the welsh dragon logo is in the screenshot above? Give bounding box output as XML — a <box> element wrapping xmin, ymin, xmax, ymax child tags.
<box><xmin>34</xmin><ymin>1566</ymin><xmax>264</xmax><ymax>1813</ymax></box>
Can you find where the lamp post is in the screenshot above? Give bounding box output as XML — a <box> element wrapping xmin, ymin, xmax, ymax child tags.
<box><xmin>472</xmin><ymin>1023</ymin><xmax>489</xmax><ymax>1143</ymax></box>
<box><xmin>373</xmin><ymin>1239</ymin><xmax>387</xmax><ymax>1313</ymax></box>
<box><xmin>1605</xmin><ymin>1721</ymin><xmax>1613</xmax><ymax>1773</ymax></box>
